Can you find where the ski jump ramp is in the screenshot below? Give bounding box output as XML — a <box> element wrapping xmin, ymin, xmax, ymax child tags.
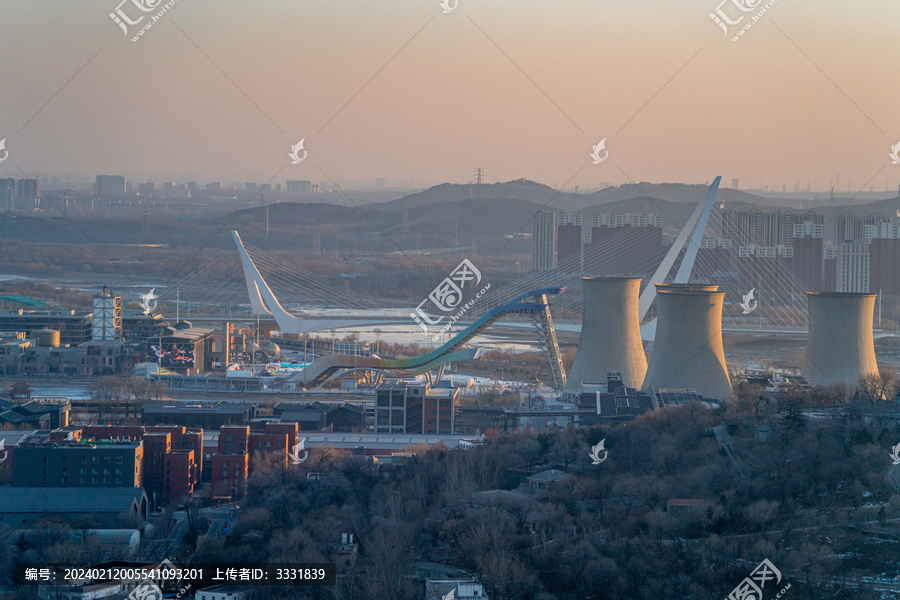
<box><xmin>233</xmin><ymin>230</ymin><xmax>568</xmax><ymax>388</ymax></box>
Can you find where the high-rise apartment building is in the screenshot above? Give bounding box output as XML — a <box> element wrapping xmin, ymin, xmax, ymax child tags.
<box><xmin>532</xmin><ymin>210</ymin><xmax>557</xmax><ymax>271</ymax></box>
<box><xmin>95</xmin><ymin>175</ymin><xmax>126</xmax><ymax>198</ymax></box>
<box><xmin>16</xmin><ymin>179</ymin><xmax>38</xmax><ymax>207</ymax></box>
<box><xmin>587</xmin><ymin>213</ymin><xmax>664</xmax><ymax>276</ymax></box>
<box><xmin>138</xmin><ymin>182</ymin><xmax>156</xmax><ymax>196</ymax></box>
<box><xmin>790</xmin><ymin>221</ymin><xmax>825</xmax><ymax>292</ymax></box>
<box><xmin>285</xmin><ymin>180</ymin><xmax>311</xmax><ymax>195</ymax></box>
<box><xmin>834</xmin><ymin>213</ymin><xmax>887</xmax><ymax>243</ymax></box>
<box><xmin>866</xmin><ymin>223</ymin><xmax>900</xmax><ymax>295</ymax></box>
<box><xmin>724</xmin><ymin>208</ymin><xmax>821</xmax><ymax>247</ymax></box>
<box><xmin>836</xmin><ymin>242</ymin><xmax>870</xmax><ymax>293</ymax></box>
<box><xmin>0</xmin><ymin>178</ymin><xmax>15</xmax><ymax>211</ymax></box>
<box><xmin>557</xmin><ymin>212</ymin><xmax>582</xmax><ymax>266</ymax></box>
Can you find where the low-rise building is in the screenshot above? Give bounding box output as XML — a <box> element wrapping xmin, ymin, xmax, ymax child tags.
<box><xmin>0</xmin><ymin>309</ymin><xmax>92</xmax><ymax>346</ymax></box>
<box><xmin>330</xmin><ymin>533</ymin><xmax>358</xmax><ymax>570</ymax></box>
<box><xmin>164</xmin><ymin>450</ymin><xmax>196</xmax><ymax>505</ymax></box>
<box><xmin>147</xmin><ymin>425</ymin><xmax>203</xmax><ymax>483</ymax></box>
<box><xmin>210</xmin><ymin>453</ymin><xmax>248</xmax><ymax>500</ymax></box>
<box><xmin>575</xmin><ymin>373</ymin><xmax>655</xmax><ymax>425</ymax></box>
<box><xmin>375</xmin><ymin>381</ymin><xmax>456</xmax><ymax>434</ymax></box>
<box><xmin>67</xmin><ymin>425</ymin><xmax>198</xmax><ymax>507</ymax></box>
<box><xmin>151</xmin><ymin>322</ymin><xmax>216</xmax><ymax>375</ymax></box>
<box><xmin>0</xmin><ymin>487</ymin><xmax>148</xmax><ymax>527</ymax></box>
<box><xmin>247</xmin><ymin>431</ymin><xmax>289</xmax><ymax>469</ymax></box>
<box><xmin>22</xmin><ymin>344</ymin><xmax>80</xmax><ymax>376</ymax></box>
<box><xmin>326</xmin><ymin>402</ymin><xmax>366</xmax><ymax>432</ymax></box>
<box><xmin>122</xmin><ymin>309</ymin><xmax>166</xmax><ymax>346</ymax></box>
<box><xmin>526</xmin><ymin>469</ymin><xmax>570</xmax><ymax>492</ymax></box>
<box><xmin>78</xmin><ymin>339</ymin><xmax>129</xmax><ymax>376</ymax></box>
<box><xmin>142</xmin><ymin>401</ymin><xmax>256</xmax><ymax>429</ymax></box>
<box><xmin>0</xmin><ymin>399</ymin><xmax>70</xmax><ymax>429</ymax></box>
<box><xmin>218</xmin><ymin>425</ymin><xmax>250</xmax><ymax>454</ymax></box>
<box><xmin>195</xmin><ymin>585</ymin><xmax>250</xmax><ymax>600</ymax></box>
<box><xmin>425</xmin><ymin>577</ymin><xmax>488</xmax><ymax>600</ymax></box>
<box><xmin>10</xmin><ymin>441</ymin><xmax>143</xmax><ymax>488</ymax></box>
<box><xmin>665</xmin><ymin>498</ymin><xmax>718</xmax><ymax>514</ymax></box>
<box><xmin>273</xmin><ymin>401</ymin><xmax>329</xmax><ymax>431</ymax></box>
<box><xmin>0</xmin><ymin>331</ymin><xmax>30</xmax><ymax>375</ymax></box>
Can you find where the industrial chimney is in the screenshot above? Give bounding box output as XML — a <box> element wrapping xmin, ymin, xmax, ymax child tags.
<box><xmin>642</xmin><ymin>283</ymin><xmax>733</xmax><ymax>400</ymax></box>
<box><xmin>565</xmin><ymin>277</ymin><xmax>647</xmax><ymax>393</ymax></box>
<box><xmin>803</xmin><ymin>292</ymin><xmax>878</xmax><ymax>387</ymax></box>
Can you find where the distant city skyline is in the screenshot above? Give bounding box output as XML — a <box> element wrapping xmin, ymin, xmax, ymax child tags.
<box><xmin>1</xmin><ymin>0</ymin><xmax>899</xmax><ymax>193</ymax></box>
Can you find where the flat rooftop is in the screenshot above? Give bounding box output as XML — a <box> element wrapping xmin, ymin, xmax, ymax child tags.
<box><xmin>201</xmin><ymin>431</ymin><xmax>464</xmax><ymax>450</ymax></box>
<box><xmin>143</xmin><ymin>402</ymin><xmax>254</xmax><ymax>414</ymax></box>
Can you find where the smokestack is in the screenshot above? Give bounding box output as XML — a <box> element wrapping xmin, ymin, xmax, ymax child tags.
<box><xmin>642</xmin><ymin>284</ymin><xmax>732</xmax><ymax>400</ymax></box>
<box><xmin>565</xmin><ymin>277</ymin><xmax>647</xmax><ymax>391</ymax></box>
<box><xmin>803</xmin><ymin>292</ymin><xmax>878</xmax><ymax>386</ymax></box>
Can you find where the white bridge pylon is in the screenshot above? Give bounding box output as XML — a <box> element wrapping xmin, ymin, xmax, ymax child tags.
<box><xmin>233</xmin><ymin>176</ymin><xmax>720</xmax><ymax>339</ymax></box>
<box><xmin>638</xmin><ymin>176</ymin><xmax>721</xmax><ymax>341</ymax></box>
<box><xmin>232</xmin><ymin>230</ymin><xmax>404</xmax><ymax>334</ymax></box>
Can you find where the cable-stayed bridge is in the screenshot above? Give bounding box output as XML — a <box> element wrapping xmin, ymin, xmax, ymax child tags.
<box><xmin>160</xmin><ymin>176</ymin><xmax>814</xmax><ymax>341</ymax></box>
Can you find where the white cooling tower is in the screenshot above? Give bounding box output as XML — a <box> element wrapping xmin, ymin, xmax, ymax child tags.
<box><xmin>565</xmin><ymin>277</ymin><xmax>648</xmax><ymax>391</ymax></box>
<box><xmin>642</xmin><ymin>283</ymin><xmax>732</xmax><ymax>400</ymax></box>
<box><xmin>803</xmin><ymin>292</ymin><xmax>878</xmax><ymax>387</ymax></box>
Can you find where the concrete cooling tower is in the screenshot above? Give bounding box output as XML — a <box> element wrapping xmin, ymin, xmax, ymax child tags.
<box><xmin>565</xmin><ymin>277</ymin><xmax>647</xmax><ymax>391</ymax></box>
<box><xmin>803</xmin><ymin>292</ymin><xmax>878</xmax><ymax>387</ymax></box>
<box><xmin>642</xmin><ymin>283</ymin><xmax>733</xmax><ymax>400</ymax></box>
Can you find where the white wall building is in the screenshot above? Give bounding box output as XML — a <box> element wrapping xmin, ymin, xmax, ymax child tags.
<box><xmin>836</xmin><ymin>241</ymin><xmax>870</xmax><ymax>293</ymax></box>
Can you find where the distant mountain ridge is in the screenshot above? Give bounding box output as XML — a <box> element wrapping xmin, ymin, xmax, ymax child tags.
<box><xmin>369</xmin><ymin>179</ymin><xmax>786</xmax><ymax>213</ymax></box>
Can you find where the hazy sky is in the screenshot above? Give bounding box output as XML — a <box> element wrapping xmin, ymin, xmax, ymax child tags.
<box><xmin>1</xmin><ymin>0</ymin><xmax>899</xmax><ymax>192</ymax></box>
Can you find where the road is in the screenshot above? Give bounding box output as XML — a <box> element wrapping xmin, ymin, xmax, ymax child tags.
<box><xmin>148</xmin><ymin>518</ymin><xmax>188</xmax><ymax>563</ymax></box>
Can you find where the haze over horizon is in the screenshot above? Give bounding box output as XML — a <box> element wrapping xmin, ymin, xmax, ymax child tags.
<box><xmin>2</xmin><ymin>0</ymin><xmax>900</xmax><ymax>193</ymax></box>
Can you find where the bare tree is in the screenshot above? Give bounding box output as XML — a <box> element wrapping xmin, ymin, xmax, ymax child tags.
<box><xmin>858</xmin><ymin>369</ymin><xmax>898</xmax><ymax>404</ymax></box>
